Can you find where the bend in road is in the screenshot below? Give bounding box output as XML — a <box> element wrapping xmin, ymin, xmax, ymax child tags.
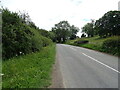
<box><xmin>56</xmin><ymin>44</ymin><xmax>119</xmax><ymax>88</ymax></box>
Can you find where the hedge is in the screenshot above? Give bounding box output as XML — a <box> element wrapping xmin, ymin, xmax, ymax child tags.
<box><xmin>102</xmin><ymin>36</ymin><xmax>120</xmax><ymax>56</ymax></box>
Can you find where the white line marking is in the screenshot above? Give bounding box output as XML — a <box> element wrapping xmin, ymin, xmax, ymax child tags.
<box><xmin>70</xmin><ymin>47</ymin><xmax>77</xmax><ymax>51</ymax></box>
<box><xmin>82</xmin><ymin>53</ymin><xmax>120</xmax><ymax>73</ymax></box>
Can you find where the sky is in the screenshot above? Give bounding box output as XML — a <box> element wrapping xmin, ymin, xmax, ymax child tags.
<box><xmin>1</xmin><ymin>0</ymin><xmax>120</xmax><ymax>36</ymax></box>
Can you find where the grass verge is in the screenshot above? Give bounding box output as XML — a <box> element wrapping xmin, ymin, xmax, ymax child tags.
<box><xmin>2</xmin><ymin>44</ymin><xmax>56</xmax><ymax>88</ymax></box>
<box><xmin>66</xmin><ymin>36</ymin><xmax>119</xmax><ymax>56</ymax></box>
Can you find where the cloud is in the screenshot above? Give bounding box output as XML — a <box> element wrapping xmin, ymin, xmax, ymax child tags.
<box><xmin>1</xmin><ymin>0</ymin><xmax>120</xmax><ymax>36</ymax></box>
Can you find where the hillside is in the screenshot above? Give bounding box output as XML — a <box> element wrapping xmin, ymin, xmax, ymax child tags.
<box><xmin>66</xmin><ymin>36</ymin><xmax>119</xmax><ymax>56</ymax></box>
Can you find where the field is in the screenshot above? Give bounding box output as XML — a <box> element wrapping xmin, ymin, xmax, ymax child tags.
<box><xmin>2</xmin><ymin>44</ymin><xmax>56</xmax><ymax>88</ymax></box>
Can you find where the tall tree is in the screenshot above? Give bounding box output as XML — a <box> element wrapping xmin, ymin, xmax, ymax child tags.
<box><xmin>52</xmin><ymin>21</ymin><xmax>71</xmax><ymax>43</ymax></box>
<box><xmin>81</xmin><ymin>20</ymin><xmax>95</xmax><ymax>37</ymax></box>
<box><xmin>70</xmin><ymin>25</ymin><xmax>79</xmax><ymax>40</ymax></box>
<box><xmin>52</xmin><ymin>21</ymin><xmax>79</xmax><ymax>43</ymax></box>
<box><xmin>81</xmin><ymin>33</ymin><xmax>86</xmax><ymax>38</ymax></box>
<box><xmin>95</xmin><ymin>11</ymin><xmax>120</xmax><ymax>37</ymax></box>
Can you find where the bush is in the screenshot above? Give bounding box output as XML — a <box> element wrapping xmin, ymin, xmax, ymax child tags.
<box><xmin>2</xmin><ymin>23</ymin><xmax>33</xmax><ymax>59</ymax></box>
<box><xmin>41</xmin><ymin>37</ymin><xmax>52</xmax><ymax>47</ymax></box>
<box><xmin>2</xmin><ymin>8</ymin><xmax>53</xmax><ymax>60</ymax></box>
<box><xmin>102</xmin><ymin>36</ymin><xmax>120</xmax><ymax>56</ymax></box>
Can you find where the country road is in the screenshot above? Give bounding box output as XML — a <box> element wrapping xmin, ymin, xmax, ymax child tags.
<box><xmin>56</xmin><ymin>44</ymin><xmax>119</xmax><ymax>88</ymax></box>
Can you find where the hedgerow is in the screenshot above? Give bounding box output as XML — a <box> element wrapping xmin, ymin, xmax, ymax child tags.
<box><xmin>102</xmin><ymin>36</ymin><xmax>120</xmax><ymax>56</ymax></box>
<box><xmin>2</xmin><ymin>8</ymin><xmax>52</xmax><ymax>60</ymax></box>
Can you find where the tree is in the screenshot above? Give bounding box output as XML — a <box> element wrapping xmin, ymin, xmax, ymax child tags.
<box><xmin>52</xmin><ymin>21</ymin><xmax>71</xmax><ymax>43</ymax></box>
<box><xmin>94</xmin><ymin>11</ymin><xmax>120</xmax><ymax>37</ymax></box>
<box><xmin>70</xmin><ymin>25</ymin><xmax>79</xmax><ymax>40</ymax></box>
<box><xmin>81</xmin><ymin>33</ymin><xmax>86</xmax><ymax>38</ymax></box>
<box><xmin>49</xmin><ymin>31</ymin><xmax>56</xmax><ymax>42</ymax></box>
<box><xmin>81</xmin><ymin>20</ymin><xmax>95</xmax><ymax>37</ymax></box>
<box><xmin>52</xmin><ymin>21</ymin><xmax>79</xmax><ymax>43</ymax></box>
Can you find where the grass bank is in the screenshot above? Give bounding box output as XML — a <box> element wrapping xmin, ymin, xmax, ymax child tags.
<box><xmin>2</xmin><ymin>44</ymin><xmax>56</xmax><ymax>88</ymax></box>
<box><xmin>66</xmin><ymin>36</ymin><xmax>119</xmax><ymax>56</ymax></box>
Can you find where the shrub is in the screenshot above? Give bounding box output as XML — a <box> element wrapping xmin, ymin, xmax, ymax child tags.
<box><xmin>2</xmin><ymin>8</ymin><xmax>53</xmax><ymax>60</ymax></box>
<box><xmin>102</xmin><ymin>36</ymin><xmax>120</xmax><ymax>56</ymax></box>
<box><xmin>2</xmin><ymin>23</ymin><xmax>33</xmax><ymax>59</ymax></box>
<box><xmin>41</xmin><ymin>37</ymin><xmax>52</xmax><ymax>47</ymax></box>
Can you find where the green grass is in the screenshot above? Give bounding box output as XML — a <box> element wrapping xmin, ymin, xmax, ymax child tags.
<box><xmin>0</xmin><ymin>44</ymin><xmax>2</xmax><ymax>90</ymax></box>
<box><xmin>0</xmin><ymin>61</ymin><xmax>2</xmax><ymax>90</ymax></box>
<box><xmin>66</xmin><ymin>36</ymin><xmax>119</xmax><ymax>56</ymax></box>
<box><xmin>2</xmin><ymin>44</ymin><xmax>56</xmax><ymax>88</ymax></box>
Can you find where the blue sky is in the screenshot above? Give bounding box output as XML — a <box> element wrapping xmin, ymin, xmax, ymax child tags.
<box><xmin>1</xmin><ymin>0</ymin><xmax>119</xmax><ymax>36</ymax></box>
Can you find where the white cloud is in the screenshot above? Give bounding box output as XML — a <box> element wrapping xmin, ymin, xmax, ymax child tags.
<box><xmin>1</xmin><ymin>0</ymin><xmax>119</xmax><ymax>36</ymax></box>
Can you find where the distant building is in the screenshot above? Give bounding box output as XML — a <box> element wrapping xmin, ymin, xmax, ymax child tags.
<box><xmin>118</xmin><ymin>1</ymin><xmax>120</xmax><ymax>11</ymax></box>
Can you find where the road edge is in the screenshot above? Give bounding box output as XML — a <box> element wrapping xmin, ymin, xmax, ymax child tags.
<box><xmin>49</xmin><ymin>51</ymin><xmax>64</xmax><ymax>88</ymax></box>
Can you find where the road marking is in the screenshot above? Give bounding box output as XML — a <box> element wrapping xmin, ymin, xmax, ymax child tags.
<box><xmin>70</xmin><ymin>47</ymin><xmax>77</xmax><ymax>51</ymax></box>
<box><xmin>82</xmin><ymin>53</ymin><xmax>120</xmax><ymax>73</ymax></box>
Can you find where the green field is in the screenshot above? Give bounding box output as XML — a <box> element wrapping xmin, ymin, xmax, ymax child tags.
<box><xmin>66</xmin><ymin>36</ymin><xmax>119</xmax><ymax>56</ymax></box>
<box><xmin>2</xmin><ymin>44</ymin><xmax>56</xmax><ymax>88</ymax></box>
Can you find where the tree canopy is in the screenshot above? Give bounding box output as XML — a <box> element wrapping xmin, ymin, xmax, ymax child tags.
<box><xmin>70</xmin><ymin>25</ymin><xmax>79</xmax><ymax>40</ymax></box>
<box><xmin>81</xmin><ymin>11</ymin><xmax>120</xmax><ymax>38</ymax></box>
<box><xmin>95</xmin><ymin>11</ymin><xmax>120</xmax><ymax>37</ymax></box>
<box><xmin>52</xmin><ymin>21</ymin><xmax>79</xmax><ymax>43</ymax></box>
<box><xmin>81</xmin><ymin>20</ymin><xmax>95</xmax><ymax>37</ymax></box>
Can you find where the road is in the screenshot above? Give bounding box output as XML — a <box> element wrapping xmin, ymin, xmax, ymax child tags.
<box><xmin>56</xmin><ymin>44</ymin><xmax>119</xmax><ymax>88</ymax></box>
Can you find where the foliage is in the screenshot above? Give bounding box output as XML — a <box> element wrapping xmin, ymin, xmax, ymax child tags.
<box><xmin>52</xmin><ymin>21</ymin><xmax>71</xmax><ymax>43</ymax></box>
<box><xmin>81</xmin><ymin>33</ymin><xmax>86</xmax><ymax>38</ymax></box>
<box><xmin>69</xmin><ymin>25</ymin><xmax>79</xmax><ymax>40</ymax></box>
<box><xmin>95</xmin><ymin>11</ymin><xmax>120</xmax><ymax>37</ymax></box>
<box><xmin>39</xmin><ymin>29</ymin><xmax>56</xmax><ymax>42</ymax></box>
<box><xmin>52</xmin><ymin>21</ymin><xmax>79</xmax><ymax>43</ymax></box>
<box><xmin>102</xmin><ymin>36</ymin><xmax>120</xmax><ymax>56</ymax></box>
<box><xmin>82</xmin><ymin>11</ymin><xmax>120</xmax><ymax>38</ymax></box>
<box><xmin>41</xmin><ymin>36</ymin><xmax>52</xmax><ymax>47</ymax></box>
<box><xmin>2</xmin><ymin>44</ymin><xmax>56</xmax><ymax>88</ymax></box>
<box><xmin>81</xmin><ymin>20</ymin><xmax>95</xmax><ymax>37</ymax></box>
<box><xmin>65</xmin><ymin>36</ymin><xmax>119</xmax><ymax>56</ymax></box>
<box><xmin>2</xmin><ymin>8</ymin><xmax>52</xmax><ymax>59</ymax></box>
<box><xmin>39</xmin><ymin>29</ymin><xmax>51</xmax><ymax>38</ymax></box>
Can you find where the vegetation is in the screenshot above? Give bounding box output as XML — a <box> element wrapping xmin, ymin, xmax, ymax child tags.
<box><xmin>74</xmin><ymin>40</ymin><xmax>89</xmax><ymax>44</ymax></box>
<box><xmin>39</xmin><ymin>29</ymin><xmax>56</xmax><ymax>42</ymax></box>
<box><xmin>95</xmin><ymin>11</ymin><xmax>120</xmax><ymax>37</ymax></box>
<box><xmin>81</xmin><ymin>33</ymin><xmax>86</xmax><ymax>38</ymax></box>
<box><xmin>1</xmin><ymin>6</ymin><xmax>120</xmax><ymax>88</ymax></box>
<box><xmin>66</xmin><ymin>36</ymin><xmax>120</xmax><ymax>56</ymax></box>
<box><xmin>2</xmin><ymin>8</ymin><xmax>53</xmax><ymax>60</ymax></box>
<box><xmin>51</xmin><ymin>21</ymin><xmax>79</xmax><ymax>43</ymax></box>
<box><xmin>78</xmin><ymin>11</ymin><xmax>120</xmax><ymax>56</ymax></box>
<box><xmin>102</xmin><ymin>37</ymin><xmax>120</xmax><ymax>56</ymax></box>
<box><xmin>2</xmin><ymin>44</ymin><xmax>56</xmax><ymax>88</ymax></box>
<box><xmin>0</xmin><ymin>8</ymin><xmax>2</xmax><ymax>90</ymax></box>
<box><xmin>81</xmin><ymin>11</ymin><xmax>120</xmax><ymax>38</ymax></box>
<box><xmin>2</xmin><ymin>8</ymin><xmax>56</xmax><ymax>88</ymax></box>
<box><xmin>81</xmin><ymin>20</ymin><xmax>95</xmax><ymax>37</ymax></box>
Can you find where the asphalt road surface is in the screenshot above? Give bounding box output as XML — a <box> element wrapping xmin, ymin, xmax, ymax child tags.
<box><xmin>56</xmin><ymin>44</ymin><xmax>119</xmax><ymax>88</ymax></box>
